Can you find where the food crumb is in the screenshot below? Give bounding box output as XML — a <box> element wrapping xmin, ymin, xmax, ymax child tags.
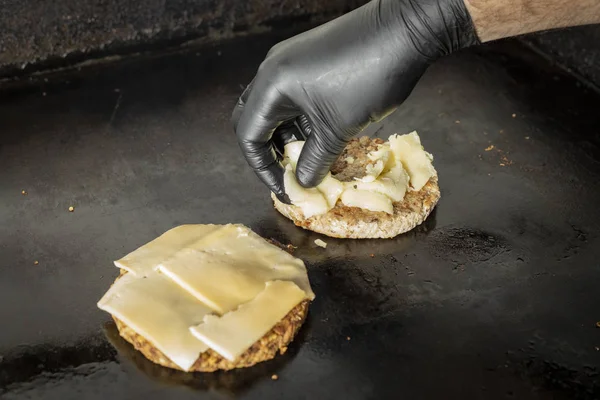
<box><xmin>525</xmin><ymin>136</ymin><xmax>530</xmax><ymax>140</ymax></box>
<box><xmin>499</xmin><ymin>129</ymin><xmax>504</xmax><ymax>134</ymax></box>
<box><xmin>34</xmin><ymin>260</ymin><xmax>39</xmax><ymax>265</ymax></box>
<box><xmin>369</xmin><ymin>253</ymin><xmax>375</xmax><ymax>258</ymax></box>
<box><xmin>286</xmin><ymin>244</ymin><xmax>297</xmax><ymax>252</ymax></box>
<box><xmin>485</xmin><ymin>145</ymin><xmax>494</xmax><ymax>151</ymax></box>
<box><xmin>21</xmin><ymin>190</ymin><xmax>27</xmax><ymax>195</ymax></box>
<box><xmin>42</xmin><ymin>92</ymin><xmax>47</xmax><ymax>96</ymax></box>
<box><xmin>314</xmin><ymin>239</ymin><xmax>327</xmax><ymax>248</ymax></box>
<box><xmin>455</xmin><ymin>120</ymin><xmax>460</xmax><ymax>124</ymax></box>
<box><xmin>512</xmin><ymin>113</ymin><xmax>517</xmax><ymax>118</ymax></box>
<box><xmin>596</xmin><ymin>347</ymin><xmax>599</xmax><ymax>351</ymax></box>
<box><xmin>271</xmin><ymin>374</ymin><xmax>278</xmax><ymax>381</ymax></box>
<box><xmin>346</xmin><ymin>336</ymin><xmax>351</xmax><ymax>341</ymax></box>
<box><xmin>68</xmin><ymin>206</ymin><xmax>75</xmax><ymax>212</ymax></box>
<box><xmin>596</xmin><ymin>321</ymin><xmax>600</xmax><ymax>328</ymax></box>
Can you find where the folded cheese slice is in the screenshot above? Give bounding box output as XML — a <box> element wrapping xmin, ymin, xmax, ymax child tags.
<box><xmin>97</xmin><ymin>272</ymin><xmax>211</xmax><ymax>371</ymax></box>
<box><xmin>389</xmin><ymin>131</ymin><xmax>436</xmax><ymax>191</ymax></box>
<box><xmin>157</xmin><ymin>224</ymin><xmax>315</xmax><ymax>314</ymax></box>
<box><xmin>114</xmin><ymin>224</ymin><xmax>221</xmax><ymax>276</ymax></box>
<box><xmin>189</xmin><ymin>280</ymin><xmax>306</xmax><ymax>361</ymax></box>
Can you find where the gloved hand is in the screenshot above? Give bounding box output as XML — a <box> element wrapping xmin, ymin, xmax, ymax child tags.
<box><xmin>232</xmin><ymin>0</ymin><xmax>479</xmax><ymax>202</ymax></box>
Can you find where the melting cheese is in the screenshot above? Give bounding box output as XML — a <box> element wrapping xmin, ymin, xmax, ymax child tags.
<box><xmin>282</xmin><ymin>142</ymin><xmax>344</xmax><ymax>216</ymax></box>
<box><xmin>389</xmin><ymin>131</ymin><xmax>436</xmax><ymax>191</ymax></box>
<box><xmin>189</xmin><ymin>281</ymin><xmax>306</xmax><ymax>361</ymax></box>
<box><xmin>280</xmin><ymin>133</ymin><xmax>434</xmax><ymax>217</ymax></box>
<box><xmin>283</xmin><ymin>165</ymin><xmax>330</xmax><ymax>218</ymax></box>
<box><xmin>97</xmin><ymin>272</ymin><xmax>211</xmax><ymax>371</ymax></box>
<box><xmin>341</xmin><ymin>188</ymin><xmax>393</xmax><ymax>214</ymax></box>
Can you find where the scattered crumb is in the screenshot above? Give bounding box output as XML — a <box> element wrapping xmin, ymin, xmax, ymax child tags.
<box><xmin>68</xmin><ymin>206</ymin><xmax>75</xmax><ymax>212</ymax></box>
<box><xmin>483</xmin><ymin>131</ymin><xmax>488</xmax><ymax>135</ymax></box>
<box><xmin>21</xmin><ymin>190</ymin><xmax>27</xmax><ymax>195</ymax></box>
<box><xmin>596</xmin><ymin>321</ymin><xmax>600</xmax><ymax>328</ymax></box>
<box><xmin>596</xmin><ymin>347</ymin><xmax>599</xmax><ymax>351</ymax></box>
<box><xmin>500</xmin><ymin>155</ymin><xmax>513</xmax><ymax>166</ymax></box>
<box><xmin>286</xmin><ymin>244</ymin><xmax>297</xmax><ymax>252</ymax></box>
<box><xmin>455</xmin><ymin>120</ymin><xmax>460</xmax><ymax>124</ymax></box>
<box><xmin>485</xmin><ymin>145</ymin><xmax>495</xmax><ymax>151</ymax></box>
<box><xmin>114</xmin><ymin>88</ymin><xmax>120</xmax><ymax>93</ymax></box>
<box><xmin>499</xmin><ymin>163</ymin><xmax>506</xmax><ymax>167</ymax></box>
<box><xmin>512</xmin><ymin>113</ymin><xmax>517</xmax><ymax>118</ymax></box>
<box><xmin>314</xmin><ymin>239</ymin><xmax>327</xmax><ymax>248</ymax></box>
<box><xmin>438</xmin><ymin>89</ymin><xmax>442</xmax><ymax>94</ymax></box>
<box><xmin>271</xmin><ymin>374</ymin><xmax>278</xmax><ymax>381</ymax></box>
<box><xmin>499</xmin><ymin>130</ymin><xmax>504</xmax><ymax>134</ymax></box>
<box><xmin>369</xmin><ymin>253</ymin><xmax>375</xmax><ymax>258</ymax></box>
<box><xmin>42</xmin><ymin>92</ymin><xmax>47</xmax><ymax>96</ymax></box>
<box><xmin>525</xmin><ymin>136</ymin><xmax>530</xmax><ymax>140</ymax></box>
<box><xmin>34</xmin><ymin>261</ymin><xmax>39</xmax><ymax>265</ymax></box>
<box><xmin>346</xmin><ymin>336</ymin><xmax>351</xmax><ymax>341</ymax></box>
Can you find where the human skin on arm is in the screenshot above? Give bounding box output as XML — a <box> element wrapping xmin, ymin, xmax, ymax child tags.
<box><xmin>466</xmin><ymin>0</ymin><xmax>600</xmax><ymax>42</ymax></box>
<box><xmin>232</xmin><ymin>0</ymin><xmax>600</xmax><ymax>201</ymax></box>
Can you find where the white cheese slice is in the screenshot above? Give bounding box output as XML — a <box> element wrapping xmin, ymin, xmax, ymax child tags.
<box><xmin>318</xmin><ymin>173</ymin><xmax>345</xmax><ymax>208</ymax></box>
<box><xmin>97</xmin><ymin>272</ymin><xmax>211</xmax><ymax>371</ymax></box>
<box><xmin>282</xmin><ymin>141</ymin><xmax>304</xmax><ymax>170</ymax></box>
<box><xmin>114</xmin><ymin>224</ymin><xmax>221</xmax><ymax>276</ymax></box>
<box><xmin>389</xmin><ymin>131</ymin><xmax>435</xmax><ymax>191</ymax></box>
<box><xmin>283</xmin><ymin>164</ymin><xmax>330</xmax><ymax>218</ymax></box>
<box><xmin>157</xmin><ymin>224</ymin><xmax>315</xmax><ymax>314</ymax></box>
<box><xmin>341</xmin><ymin>188</ymin><xmax>394</xmax><ymax>214</ymax></box>
<box><xmin>349</xmin><ymin>164</ymin><xmax>409</xmax><ymax>202</ymax></box>
<box><xmin>282</xmin><ymin>142</ymin><xmax>344</xmax><ymax>215</ymax></box>
<box><xmin>189</xmin><ymin>281</ymin><xmax>306</xmax><ymax>361</ymax></box>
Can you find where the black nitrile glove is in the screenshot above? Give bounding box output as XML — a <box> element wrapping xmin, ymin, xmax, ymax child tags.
<box><xmin>232</xmin><ymin>0</ymin><xmax>479</xmax><ymax>202</ymax></box>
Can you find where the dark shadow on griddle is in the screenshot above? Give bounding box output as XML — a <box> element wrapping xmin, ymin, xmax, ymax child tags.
<box><xmin>253</xmin><ymin>207</ymin><xmax>438</xmax><ymax>265</ymax></box>
<box><xmin>103</xmin><ymin>319</ymin><xmax>308</xmax><ymax>395</ymax></box>
<box><xmin>0</xmin><ymin>333</ymin><xmax>117</xmax><ymax>392</ymax></box>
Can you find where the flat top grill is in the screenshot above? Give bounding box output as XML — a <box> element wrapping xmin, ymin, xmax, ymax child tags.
<box><xmin>1</xmin><ymin>32</ymin><xmax>599</xmax><ymax>399</ymax></box>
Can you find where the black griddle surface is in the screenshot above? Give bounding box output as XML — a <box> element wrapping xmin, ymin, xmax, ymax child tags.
<box><xmin>1</xmin><ymin>32</ymin><xmax>600</xmax><ymax>399</ymax></box>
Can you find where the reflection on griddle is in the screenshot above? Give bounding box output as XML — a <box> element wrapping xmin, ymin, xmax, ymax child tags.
<box><xmin>254</xmin><ymin>206</ymin><xmax>438</xmax><ymax>263</ymax></box>
<box><xmin>102</xmin><ymin>320</ymin><xmax>305</xmax><ymax>395</ymax></box>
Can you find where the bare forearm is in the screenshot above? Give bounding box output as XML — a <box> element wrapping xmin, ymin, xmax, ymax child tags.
<box><xmin>464</xmin><ymin>0</ymin><xmax>600</xmax><ymax>42</ymax></box>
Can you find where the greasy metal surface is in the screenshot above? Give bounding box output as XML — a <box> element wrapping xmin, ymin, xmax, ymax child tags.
<box><xmin>0</xmin><ymin>0</ymin><xmax>365</xmax><ymax>79</ymax></box>
<box><xmin>1</xmin><ymin>33</ymin><xmax>600</xmax><ymax>399</ymax></box>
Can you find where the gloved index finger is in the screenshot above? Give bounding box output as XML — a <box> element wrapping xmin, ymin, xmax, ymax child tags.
<box><xmin>233</xmin><ymin>80</ymin><xmax>295</xmax><ymax>203</ymax></box>
<box><xmin>231</xmin><ymin>78</ymin><xmax>255</xmax><ymax>132</ymax></box>
<box><xmin>295</xmin><ymin>123</ymin><xmax>355</xmax><ymax>188</ymax></box>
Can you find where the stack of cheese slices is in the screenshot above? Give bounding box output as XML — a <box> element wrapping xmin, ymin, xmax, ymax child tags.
<box><xmin>98</xmin><ymin>224</ymin><xmax>315</xmax><ymax>372</ymax></box>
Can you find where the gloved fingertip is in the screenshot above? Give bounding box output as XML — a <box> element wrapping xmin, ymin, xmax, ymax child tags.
<box><xmin>295</xmin><ymin>167</ymin><xmax>324</xmax><ymax>189</ymax></box>
<box><xmin>275</xmin><ymin>191</ymin><xmax>292</xmax><ymax>205</ymax></box>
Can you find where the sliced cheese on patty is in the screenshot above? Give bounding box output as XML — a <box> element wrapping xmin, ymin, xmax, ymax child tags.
<box><xmin>282</xmin><ymin>142</ymin><xmax>345</xmax><ymax>216</ymax></box>
<box><xmin>283</xmin><ymin>164</ymin><xmax>330</xmax><ymax>218</ymax></box>
<box><xmin>389</xmin><ymin>131</ymin><xmax>436</xmax><ymax>191</ymax></box>
<box><xmin>341</xmin><ymin>188</ymin><xmax>394</xmax><ymax>214</ymax></box>
<box><xmin>189</xmin><ymin>280</ymin><xmax>306</xmax><ymax>361</ymax></box>
<box><xmin>157</xmin><ymin>224</ymin><xmax>315</xmax><ymax>314</ymax></box>
<box><xmin>97</xmin><ymin>272</ymin><xmax>211</xmax><ymax>371</ymax></box>
<box><xmin>114</xmin><ymin>224</ymin><xmax>221</xmax><ymax>276</ymax></box>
